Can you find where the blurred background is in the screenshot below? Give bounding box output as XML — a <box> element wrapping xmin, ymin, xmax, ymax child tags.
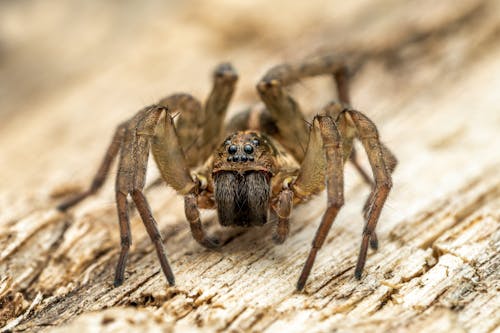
<box><xmin>0</xmin><ymin>0</ymin><xmax>499</xmax><ymax>246</ymax></box>
<box><xmin>0</xmin><ymin>0</ymin><xmax>498</xmax><ymax>195</ymax></box>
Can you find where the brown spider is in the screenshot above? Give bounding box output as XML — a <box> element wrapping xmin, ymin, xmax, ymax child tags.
<box><xmin>58</xmin><ymin>55</ymin><xmax>397</xmax><ymax>291</ymax></box>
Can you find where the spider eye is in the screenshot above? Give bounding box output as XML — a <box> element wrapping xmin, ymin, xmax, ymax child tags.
<box><xmin>243</xmin><ymin>144</ymin><xmax>254</xmax><ymax>154</ymax></box>
<box><xmin>251</xmin><ymin>138</ymin><xmax>260</xmax><ymax>146</ymax></box>
<box><xmin>228</xmin><ymin>145</ymin><xmax>237</xmax><ymax>154</ymax></box>
<box><xmin>224</xmin><ymin>140</ymin><xmax>231</xmax><ymax>146</ymax></box>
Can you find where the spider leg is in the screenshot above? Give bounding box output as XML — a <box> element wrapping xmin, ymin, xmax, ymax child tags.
<box><xmin>131</xmin><ymin>189</ymin><xmax>175</xmax><ymax>285</ymax></box>
<box><xmin>157</xmin><ymin>94</ymin><xmax>204</xmax><ymax>167</ymax></box>
<box><xmin>321</xmin><ymin>76</ymin><xmax>375</xmax><ymax>193</ymax></box>
<box><xmin>272</xmin><ymin>188</ymin><xmax>294</xmax><ymax>244</ymax></box>
<box><xmin>114</xmin><ymin>191</ymin><xmax>131</xmax><ymax>286</ymax></box>
<box><xmin>346</xmin><ymin>110</ymin><xmax>393</xmax><ymax>279</ymax></box>
<box><xmin>113</xmin><ymin>105</ymin><xmax>176</xmax><ymax>286</ymax></box>
<box><xmin>151</xmin><ymin>109</ymin><xmax>219</xmax><ymax>249</ymax></box>
<box><xmin>138</xmin><ymin>91</ymin><xmax>206</xmax><ymax>195</ymax></box>
<box><xmin>57</xmin><ymin>123</ymin><xmax>126</xmax><ymax>211</ymax></box>
<box><xmin>328</xmin><ymin>103</ymin><xmax>395</xmax><ymax>251</ymax></box>
<box><xmin>58</xmin><ymin>92</ymin><xmax>205</xmax><ymax>211</ymax></box>
<box><xmin>185</xmin><ymin>194</ymin><xmax>220</xmax><ymax>248</ymax></box>
<box><xmin>156</xmin><ymin>64</ymin><xmax>236</xmax><ymax>168</ymax></box>
<box><xmin>293</xmin><ymin>115</ymin><xmax>344</xmax><ymax>291</ymax></box>
<box><xmin>140</xmin><ymin>63</ymin><xmax>238</xmax><ymax>201</ymax></box>
<box><xmin>361</xmin><ymin>142</ymin><xmax>397</xmax><ymax>249</ymax></box>
<box><xmin>200</xmin><ymin>63</ymin><xmax>238</xmax><ymax>158</ymax></box>
<box><xmin>257</xmin><ymin>55</ymin><xmax>350</xmax><ymax>162</ymax></box>
<box><xmin>116</xmin><ymin>100</ymin><xmax>221</xmax><ymax>286</ymax></box>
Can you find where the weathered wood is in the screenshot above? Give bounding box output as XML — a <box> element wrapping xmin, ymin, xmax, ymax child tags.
<box><xmin>0</xmin><ymin>0</ymin><xmax>499</xmax><ymax>332</ymax></box>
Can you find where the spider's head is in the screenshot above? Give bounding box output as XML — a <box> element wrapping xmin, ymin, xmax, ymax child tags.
<box><xmin>212</xmin><ymin>131</ymin><xmax>276</xmax><ymax>175</ymax></box>
<box><xmin>212</xmin><ymin>131</ymin><xmax>276</xmax><ymax>227</ymax></box>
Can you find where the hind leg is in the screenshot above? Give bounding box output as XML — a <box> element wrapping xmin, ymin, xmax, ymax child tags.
<box><xmin>161</xmin><ymin>63</ymin><xmax>238</xmax><ymax>167</ymax></box>
<box><xmin>256</xmin><ymin>56</ymin><xmax>375</xmax><ymax>186</ymax></box>
<box><xmin>256</xmin><ymin>55</ymin><xmax>351</xmax><ymax>162</ymax></box>
<box><xmin>344</xmin><ymin>110</ymin><xmax>393</xmax><ymax>279</ymax></box>
<box><xmin>361</xmin><ymin>141</ymin><xmax>397</xmax><ymax>250</ymax></box>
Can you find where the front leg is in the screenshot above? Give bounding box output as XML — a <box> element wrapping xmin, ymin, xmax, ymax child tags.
<box><xmin>113</xmin><ymin>105</ymin><xmax>175</xmax><ymax>286</ymax></box>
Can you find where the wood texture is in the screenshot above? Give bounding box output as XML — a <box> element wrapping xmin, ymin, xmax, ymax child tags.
<box><xmin>0</xmin><ymin>0</ymin><xmax>499</xmax><ymax>332</ymax></box>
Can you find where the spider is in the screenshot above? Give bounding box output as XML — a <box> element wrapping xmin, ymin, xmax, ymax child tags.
<box><xmin>58</xmin><ymin>55</ymin><xmax>397</xmax><ymax>291</ymax></box>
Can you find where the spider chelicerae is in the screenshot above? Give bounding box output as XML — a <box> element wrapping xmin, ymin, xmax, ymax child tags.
<box><xmin>58</xmin><ymin>55</ymin><xmax>397</xmax><ymax>291</ymax></box>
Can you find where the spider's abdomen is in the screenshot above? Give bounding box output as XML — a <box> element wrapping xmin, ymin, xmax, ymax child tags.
<box><xmin>214</xmin><ymin>171</ymin><xmax>270</xmax><ymax>227</ymax></box>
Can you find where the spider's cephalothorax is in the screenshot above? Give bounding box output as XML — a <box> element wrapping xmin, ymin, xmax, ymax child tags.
<box><xmin>58</xmin><ymin>55</ymin><xmax>397</xmax><ymax>291</ymax></box>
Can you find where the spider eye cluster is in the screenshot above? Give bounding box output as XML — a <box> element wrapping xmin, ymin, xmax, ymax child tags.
<box><xmin>226</xmin><ymin>139</ymin><xmax>259</xmax><ymax>163</ymax></box>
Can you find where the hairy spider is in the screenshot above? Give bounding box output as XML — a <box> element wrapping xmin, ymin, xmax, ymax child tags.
<box><xmin>58</xmin><ymin>55</ymin><xmax>397</xmax><ymax>290</ymax></box>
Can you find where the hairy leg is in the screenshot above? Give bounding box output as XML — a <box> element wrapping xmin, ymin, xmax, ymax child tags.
<box><xmin>113</xmin><ymin>105</ymin><xmax>218</xmax><ymax>286</ymax></box>
<box><xmin>58</xmin><ymin>90</ymin><xmax>203</xmax><ymax>210</ymax></box>
<box><xmin>131</xmin><ymin>189</ymin><xmax>175</xmax><ymax>285</ymax></box>
<box><xmin>184</xmin><ymin>194</ymin><xmax>220</xmax><ymax>248</ymax></box>
<box><xmin>292</xmin><ymin>115</ymin><xmax>344</xmax><ymax>291</ymax></box>
<box><xmin>114</xmin><ymin>191</ymin><xmax>131</xmax><ymax>286</ymax></box>
<box><xmin>329</xmin><ymin>103</ymin><xmax>386</xmax><ymax>250</ymax></box>
<box><xmin>200</xmin><ymin>63</ymin><xmax>238</xmax><ymax>158</ymax></box>
<box><xmin>113</xmin><ymin>105</ymin><xmax>177</xmax><ymax>286</ymax></box>
<box><xmin>362</xmin><ymin>142</ymin><xmax>397</xmax><ymax>227</ymax></box>
<box><xmin>272</xmin><ymin>187</ymin><xmax>293</xmax><ymax>244</ymax></box>
<box><xmin>157</xmin><ymin>94</ymin><xmax>204</xmax><ymax>167</ymax></box>
<box><xmin>347</xmin><ymin>110</ymin><xmax>393</xmax><ymax>279</ymax></box>
<box><xmin>336</xmin><ymin>108</ymin><xmax>397</xmax><ymax>251</ymax></box>
<box><xmin>152</xmin><ymin>110</ymin><xmax>219</xmax><ymax>247</ymax></box>
<box><xmin>320</xmin><ymin>82</ymin><xmax>374</xmax><ymax>191</ymax></box>
<box><xmin>156</xmin><ymin>63</ymin><xmax>237</xmax><ymax>168</ymax></box>
<box><xmin>257</xmin><ymin>55</ymin><xmax>351</xmax><ymax>162</ymax></box>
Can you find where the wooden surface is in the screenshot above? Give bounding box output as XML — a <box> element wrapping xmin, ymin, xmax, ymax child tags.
<box><xmin>0</xmin><ymin>1</ymin><xmax>499</xmax><ymax>332</ymax></box>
